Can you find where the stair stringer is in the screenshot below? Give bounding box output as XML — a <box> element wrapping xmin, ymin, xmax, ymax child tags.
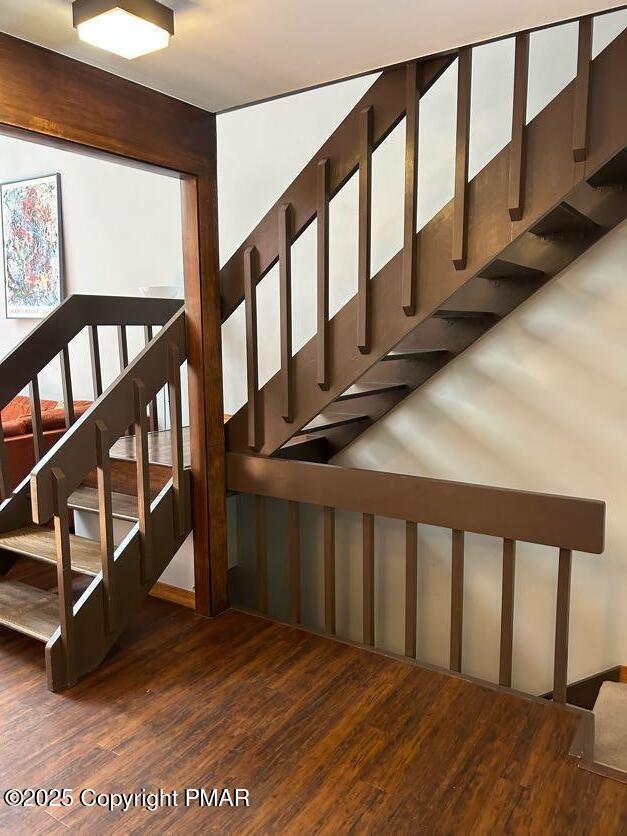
<box><xmin>45</xmin><ymin>473</ymin><xmax>192</xmax><ymax>691</ymax></box>
<box><xmin>225</xmin><ymin>27</ymin><xmax>627</xmax><ymax>456</ymax></box>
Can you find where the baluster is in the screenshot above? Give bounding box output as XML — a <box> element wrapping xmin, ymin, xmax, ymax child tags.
<box><xmin>244</xmin><ymin>245</ymin><xmax>259</xmax><ymax>448</ymax></box>
<box><xmin>59</xmin><ymin>346</ymin><xmax>75</xmax><ymax>429</ymax></box>
<box><xmin>168</xmin><ymin>344</ymin><xmax>185</xmax><ymax>538</ymax></box>
<box><xmin>288</xmin><ymin>500</ymin><xmax>300</xmax><ymax>624</ymax></box>
<box><xmin>358</xmin><ymin>106</ymin><xmax>373</xmax><ymax>354</ymax></box>
<box><xmin>405</xmin><ymin>521</ymin><xmax>418</xmax><ymax>658</ymax></box>
<box><xmin>508</xmin><ymin>33</ymin><xmax>529</xmax><ymax>221</ymax></box>
<box><xmin>256</xmin><ymin>495</ymin><xmax>267</xmax><ymax>614</ymax></box>
<box><xmin>279</xmin><ymin>204</ymin><xmax>293</xmax><ymax>422</ymax></box>
<box><xmin>499</xmin><ymin>539</ymin><xmax>516</xmax><ymax>687</ymax></box>
<box><xmin>0</xmin><ymin>420</ymin><xmax>8</xmax><ymax>501</ymax></box>
<box><xmin>453</xmin><ymin>47</ymin><xmax>472</xmax><ymax>270</ymax></box>
<box><xmin>117</xmin><ymin>324</ymin><xmax>129</xmax><ymax>372</ymax></box>
<box><xmin>95</xmin><ymin>421</ymin><xmax>116</xmax><ymax>634</ymax></box>
<box><xmin>29</xmin><ymin>376</ymin><xmax>44</xmax><ymax>463</ymax></box>
<box><xmin>51</xmin><ymin>467</ymin><xmax>76</xmax><ymax>686</ymax></box>
<box><xmin>450</xmin><ymin>529</ymin><xmax>465</xmax><ymax>671</ymax></box>
<box><xmin>133</xmin><ymin>379</ymin><xmax>152</xmax><ymax>583</ymax></box>
<box><xmin>317</xmin><ymin>158</ymin><xmax>330</xmax><ymax>389</ymax></box>
<box><xmin>144</xmin><ymin>326</ymin><xmax>159</xmax><ymax>432</ymax></box>
<box><xmin>89</xmin><ymin>325</ymin><xmax>103</xmax><ymax>399</ymax></box>
<box><xmin>402</xmin><ymin>61</ymin><xmax>420</xmax><ymax>315</ymax></box>
<box><xmin>363</xmin><ymin>512</ymin><xmax>375</xmax><ymax>646</ymax></box>
<box><xmin>553</xmin><ymin>548</ymin><xmax>572</xmax><ymax>704</ymax></box>
<box><xmin>573</xmin><ymin>16</ymin><xmax>592</xmax><ymax>164</ymax></box>
<box><xmin>324</xmin><ymin>506</ymin><xmax>336</xmax><ymax>635</ymax></box>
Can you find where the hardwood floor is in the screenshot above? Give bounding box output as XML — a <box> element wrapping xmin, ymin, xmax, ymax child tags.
<box><xmin>0</xmin><ymin>563</ymin><xmax>625</xmax><ymax>833</ymax></box>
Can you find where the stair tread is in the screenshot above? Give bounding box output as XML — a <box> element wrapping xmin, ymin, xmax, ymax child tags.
<box><xmin>480</xmin><ymin>259</ymin><xmax>546</xmax><ymax>281</ymax></box>
<box><xmin>0</xmin><ymin>578</ymin><xmax>58</xmax><ymax>642</ymax></box>
<box><xmin>434</xmin><ymin>309</ymin><xmax>496</xmax><ymax>319</ymax></box>
<box><xmin>336</xmin><ymin>382</ymin><xmax>408</xmax><ymax>400</ymax></box>
<box><xmin>69</xmin><ymin>486</ymin><xmax>139</xmax><ymax>521</ymax></box>
<box><xmin>530</xmin><ymin>202</ymin><xmax>601</xmax><ymax>238</ymax></box>
<box><xmin>0</xmin><ymin>526</ymin><xmax>102</xmax><ymax>577</ymax></box>
<box><xmin>383</xmin><ymin>348</ymin><xmax>450</xmax><ymax>361</ymax></box>
<box><xmin>302</xmin><ymin>412</ymin><xmax>369</xmax><ymax>433</ymax></box>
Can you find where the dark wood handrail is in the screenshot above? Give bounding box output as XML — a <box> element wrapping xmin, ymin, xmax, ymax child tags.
<box><xmin>220</xmin><ymin>55</ymin><xmax>454</xmax><ymax>320</ymax></box>
<box><xmin>226</xmin><ymin>453</ymin><xmax>605</xmax><ymax>553</ymax></box>
<box><xmin>30</xmin><ymin>308</ymin><xmax>187</xmax><ymax>524</ymax></box>
<box><xmin>0</xmin><ymin>294</ymin><xmax>182</xmax><ymax>411</ymax></box>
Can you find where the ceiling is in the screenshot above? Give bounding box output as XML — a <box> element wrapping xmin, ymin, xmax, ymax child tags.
<box><xmin>0</xmin><ymin>0</ymin><xmax>623</xmax><ymax>112</ymax></box>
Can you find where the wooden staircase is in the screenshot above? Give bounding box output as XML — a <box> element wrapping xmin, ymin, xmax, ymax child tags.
<box><xmin>223</xmin><ymin>23</ymin><xmax>627</xmax><ymax>459</ymax></box>
<box><xmin>0</xmin><ymin>297</ymin><xmax>192</xmax><ymax>690</ymax></box>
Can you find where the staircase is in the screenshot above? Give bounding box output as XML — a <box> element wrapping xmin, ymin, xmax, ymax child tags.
<box><xmin>0</xmin><ymin>296</ymin><xmax>191</xmax><ymax>691</ymax></box>
<box><xmin>223</xmin><ymin>22</ymin><xmax>627</xmax><ymax>459</ymax></box>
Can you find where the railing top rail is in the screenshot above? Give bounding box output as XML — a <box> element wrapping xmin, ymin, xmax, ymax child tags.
<box><xmin>226</xmin><ymin>453</ymin><xmax>605</xmax><ymax>553</ymax></box>
<box><xmin>30</xmin><ymin>307</ymin><xmax>187</xmax><ymax>524</ymax></box>
<box><xmin>0</xmin><ymin>294</ymin><xmax>183</xmax><ymax>411</ymax></box>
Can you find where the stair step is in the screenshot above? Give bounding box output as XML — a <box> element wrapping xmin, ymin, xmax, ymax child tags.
<box><xmin>588</xmin><ymin>148</ymin><xmax>627</xmax><ymax>188</ymax></box>
<box><xmin>382</xmin><ymin>348</ymin><xmax>451</xmax><ymax>361</ymax></box>
<box><xmin>335</xmin><ymin>382</ymin><xmax>408</xmax><ymax>401</ymax></box>
<box><xmin>480</xmin><ymin>259</ymin><xmax>546</xmax><ymax>281</ymax></box>
<box><xmin>434</xmin><ymin>309</ymin><xmax>497</xmax><ymax>320</ymax></box>
<box><xmin>530</xmin><ymin>202</ymin><xmax>601</xmax><ymax>239</ymax></box>
<box><xmin>0</xmin><ymin>526</ymin><xmax>102</xmax><ymax>577</ymax></box>
<box><xmin>69</xmin><ymin>486</ymin><xmax>139</xmax><ymax>521</ymax></box>
<box><xmin>302</xmin><ymin>412</ymin><xmax>369</xmax><ymax>433</ymax></box>
<box><xmin>0</xmin><ymin>578</ymin><xmax>58</xmax><ymax>642</ymax></box>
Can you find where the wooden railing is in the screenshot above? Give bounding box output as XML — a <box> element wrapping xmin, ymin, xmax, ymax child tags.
<box><xmin>222</xmin><ymin>12</ymin><xmax>627</xmax><ymax>456</ymax></box>
<box><xmin>0</xmin><ymin>294</ymin><xmax>181</xmax><ymax>502</ymax></box>
<box><xmin>28</xmin><ymin>307</ymin><xmax>188</xmax><ymax>689</ymax></box>
<box><xmin>227</xmin><ymin>453</ymin><xmax>605</xmax><ymax>704</ymax></box>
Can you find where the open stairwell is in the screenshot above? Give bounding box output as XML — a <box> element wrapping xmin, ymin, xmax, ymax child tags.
<box><xmin>0</xmin><ymin>297</ymin><xmax>192</xmax><ymax>690</ymax></box>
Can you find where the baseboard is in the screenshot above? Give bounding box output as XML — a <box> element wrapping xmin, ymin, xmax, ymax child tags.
<box><xmin>150</xmin><ymin>582</ymin><xmax>195</xmax><ymax>610</ymax></box>
<box><xmin>544</xmin><ymin>665</ymin><xmax>627</xmax><ymax>710</ymax></box>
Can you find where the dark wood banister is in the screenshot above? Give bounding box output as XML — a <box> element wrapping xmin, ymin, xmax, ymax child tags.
<box><xmin>228</xmin><ymin>452</ymin><xmax>605</xmax><ymax>704</ymax></box>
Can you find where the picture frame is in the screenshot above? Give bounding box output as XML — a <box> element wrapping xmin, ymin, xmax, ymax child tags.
<box><xmin>1</xmin><ymin>173</ymin><xmax>65</xmax><ymax>319</ymax></box>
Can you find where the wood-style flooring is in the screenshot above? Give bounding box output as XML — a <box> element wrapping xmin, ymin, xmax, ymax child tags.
<box><xmin>0</xmin><ymin>562</ymin><xmax>625</xmax><ymax>834</ymax></box>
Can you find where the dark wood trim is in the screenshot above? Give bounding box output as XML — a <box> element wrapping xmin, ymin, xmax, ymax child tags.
<box><xmin>323</xmin><ymin>505</ymin><xmax>335</xmax><ymax>634</ymax></box>
<box><xmin>150</xmin><ymin>581</ymin><xmax>195</xmax><ymax>609</ymax></box>
<box><xmin>357</xmin><ymin>107</ymin><xmax>373</xmax><ymax>354</ymax></box>
<box><xmin>279</xmin><ymin>204</ymin><xmax>294</xmax><ymax>422</ymax></box>
<box><xmin>553</xmin><ymin>548</ymin><xmax>572</xmax><ymax>704</ymax></box>
<box><xmin>545</xmin><ymin>665</ymin><xmax>627</xmax><ymax>709</ymax></box>
<box><xmin>450</xmin><ymin>529</ymin><xmax>464</xmax><ymax>672</ymax></box>
<box><xmin>288</xmin><ymin>500</ymin><xmax>301</xmax><ymax>624</ymax></box>
<box><xmin>499</xmin><ymin>538</ymin><xmax>516</xmax><ymax>687</ymax></box>
<box><xmin>244</xmin><ymin>246</ymin><xmax>260</xmax><ymax>449</ymax></box>
<box><xmin>255</xmin><ymin>495</ymin><xmax>268</xmax><ymax>614</ymax></box>
<box><xmin>573</xmin><ymin>16</ymin><xmax>593</xmax><ymax>163</ymax></box>
<box><xmin>402</xmin><ymin>61</ymin><xmax>420</xmax><ymax>315</ymax></box>
<box><xmin>508</xmin><ymin>33</ymin><xmax>529</xmax><ymax>221</ymax></box>
<box><xmin>226</xmin><ymin>454</ymin><xmax>605</xmax><ymax>553</ymax></box>
<box><xmin>316</xmin><ymin>159</ymin><xmax>330</xmax><ymax>390</ymax></box>
<box><xmin>362</xmin><ymin>512</ymin><xmax>375</xmax><ymax>645</ymax></box>
<box><xmin>452</xmin><ymin>47</ymin><xmax>472</xmax><ymax>270</ymax></box>
<box><xmin>405</xmin><ymin>521</ymin><xmax>418</xmax><ymax>658</ymax></box>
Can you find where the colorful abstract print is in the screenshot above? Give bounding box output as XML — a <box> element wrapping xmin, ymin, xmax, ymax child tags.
<box><xmin>2</xmin><ymin>175</ymin><xmax>62</xmax><ymax>318</ymax></box>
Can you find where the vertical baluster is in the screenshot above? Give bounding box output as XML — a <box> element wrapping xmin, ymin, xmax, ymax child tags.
<box><xmin>358</xmin><ymin>106</ymin><xmax>373</xmax><ymax>354</ymax></box>
<box><xmin>317</xmin><ymin>158</ymin><xmax>330</xmax><ymax>389</ymax></box>
<box><xmin>453</xmin><ymin>47</ymin><xmax>472</xmax><ymax>270</ymax></box>
<box><xmin>279</xmin><ymin>204</ymin><xmax>293</xmax><ymax>422</ymax></box>
<box><xmin>405</xmin><ymin>521</ymin><xmax>418</xmax><ymax>658</ymax></box>
<box><xmin>59</xmin><ymin>346</ymin><xmax>75</xmax><ymax>429</ymax></box>
<box><xmin>553</xmin><ymin>548</ymin><xmax>572</xmax><ymax>704</ymax></box>
<box><xmin>450</xmin><ymin>529</ymin><xmax>465</xmax><ymax>671</ymax></box>
<box><xmin>363</xmin><ymin>512</ymin><xmax>375</xmax><ymax>646</ymax></box>
<box><xmin>244</xmin><ymin>246</ymin><xmax>259</xmax><ymax>448</ymax></box>
<box><xmin>117</xmin><ymin>324</ymin><xmax>129</xmax><ymax>372</ymax></box>
<box><xmin>324</xmin><ymin>506</ymin><xmax>336</xmax><ymax>635</ymax></box>
<box><xmin>51</xmin><ymin>467</ymin><xmax>76</xmax><ymax>686</ymax></box>
<box><xmin>256</xmin><ymin>495</ymin><xmax>268</xmax><ymax>614</ymax></box>
<box><xmin>168</xmin><ymin>344</ymin><xmax>185</xmax><ymax>539</ymax></box>
<box><xmin>133</xmin><ymin>379</ymin><xmax>152</xmax><ymax>583</ymax></box>
<box><xmin>573</xmin><ymin>16</ymin><xmax>593</xmax><ymax>164</ymax></box>
<box><xmin>144</xmin><ymin>325</ymin><xmax>159</xmax><ymax>432</ymax></box>
<box><xmin>402</xmin><ymin>61</ymin><xmax>420</xmax><ymax>315</ymax></box>
<box><xmin>89</xmin><ymin>325</ymin><xmax>103</xmax><ymax>399</ymax></box>
<box><xmin>508</xmin><ymin>33</ymin><xmax>529</xmax><ymax>221</ymax></box>
<box><xmin>288</xmin><ymin>500</ymin><xmax>300</xmax><ymax>624</ymax></box>
<box><xmin>499</xmin><ymin>538</ymin><xmax>516</xmax><ymax>687</ymax></box>
<box><xmin>29</xmin><ymin>376</ymin><xmax>44</xmax><ymax>463</ymax></box>
<box><xmin>0</xmin><ymin>420</ymin><xmax>8</xmax><ymax>501</ymax></box>
<box><xmin>95</xmin><ymin>421</ymin><xmax>116</xmax><ymax>634</ymax></box>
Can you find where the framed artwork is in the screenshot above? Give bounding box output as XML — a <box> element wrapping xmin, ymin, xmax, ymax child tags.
<box><xmin>1</xmin><ymin>173</ymin><xmax>65</xmax><ymax>319</ymax></box>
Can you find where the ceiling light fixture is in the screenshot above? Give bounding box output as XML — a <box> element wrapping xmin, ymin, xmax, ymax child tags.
<box><xmin>72</xmin><ymin>0</ymin><xmax>174</xmax><ymax>60</ymax></box>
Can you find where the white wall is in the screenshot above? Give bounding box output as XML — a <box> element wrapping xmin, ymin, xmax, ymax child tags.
<box><xmin>222</xmin><ymin>10</ymin><xmax>627</xmax><ymax>693</ymax></box>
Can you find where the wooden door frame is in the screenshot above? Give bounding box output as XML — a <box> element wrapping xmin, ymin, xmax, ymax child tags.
<box><xmin>0</xmin><ymin>33</ymin><xmax>228</xmax><ymax>615</ymax></box>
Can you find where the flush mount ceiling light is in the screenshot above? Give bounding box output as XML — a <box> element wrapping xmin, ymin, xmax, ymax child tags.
<box><xmin>72</xmin><ymin>0</ymin><xmax>174</xmax><ymax>60</ymax></box>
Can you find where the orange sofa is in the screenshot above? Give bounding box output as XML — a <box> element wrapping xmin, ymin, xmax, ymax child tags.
<box><xmin>2</xmin><ymin>395</ymin><xmax>90</xmax><ymax>492</ymax></box>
